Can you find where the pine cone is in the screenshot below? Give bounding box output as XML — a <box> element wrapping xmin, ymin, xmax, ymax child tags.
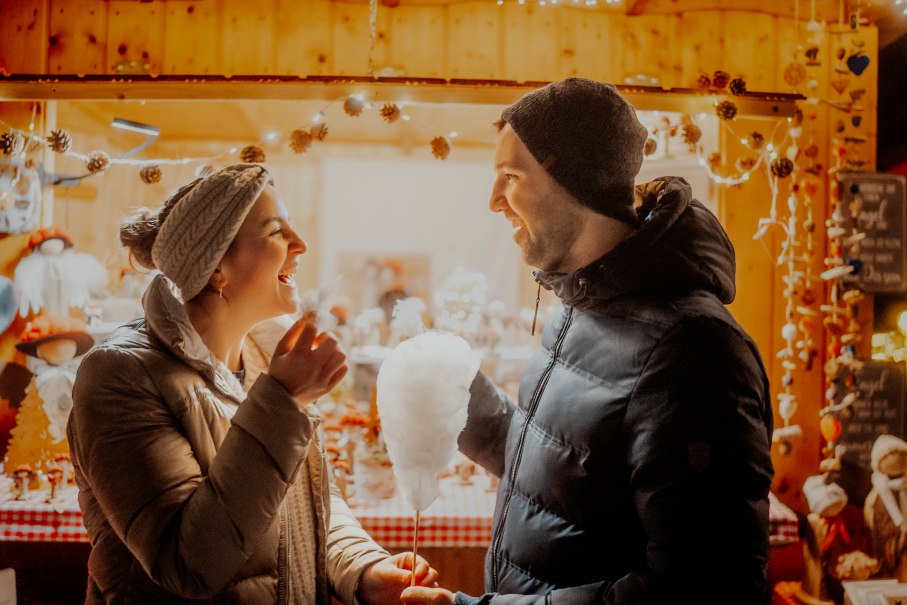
<box><xmin>380</xmin><ymin>103</ymin><xmax>401</xmax><ymax>124</ymax></box>
<box><xmin>712</xmin><ymin>70</ymin><xmax>730</xmax><ymax>89</ymax></box>
<box><xmin>430</xmin><ymin>136</ymin><xmax>451</xmax><ymax>160</ymax></box>
<box><xmin>735</xmin><ymin>156</ymin><xmax>757</xmax><ymax>172</ymax></box>
<box><xmin>343</xmin><ymin>95</ymin><xmax>365</xmax><ymax>117</ymax></box>
<box><xmin>289</xmin><ymin>129</ymin><xmax>313</xmax><ymax>154</ymax></box>
<box><xmin>682</xmin><ymin>124</ymin><xmax>702</xmax><ymax>150</ymax></box>
<box><xmin>139</xmin><ymin>164</ymin><xmax>162</xmax><ymax>184</ymax></box>
<box><xmin>86</xmin><ymin>150</ymin><xmax>110</xmax><ymax>173</ymax></box>
<box><xmin>0</xmin><ymin>131</ymin><xmax>25</xmax><ymax>156</ymax></box>
<box><xmin>729</xmin><ymin>78</ymin><xmax>747</xmax><ymax>96</ymax></box>
<box><xmin>771</xmin><ymin>157</ymin><xmax>794</xmax><ymax>179</ymax></box>
<box><xmin>695</xmin><ymin>73</ymin><xmax>711</xmax><ymax>89</ymax></box>
<box><xmin>240</xmin><ymin>145</ymin><xmax>266</xmax><ymax>164</ymax></box>
<box><xmin>715</xmin><ymin>100</ymin><xmax>738</xmax><ymax>121</ymax></box>
<box><xmin>746</xmin><ymin>131</ymin><xmax>765</xmax><ymax>150</ymax></box>
<box><xmin>46</xmin><ymin>129</ymin><xmax>72</xmax><ymax>154</ymax></box>
<box><xmin>643</xmin><ymin>138</ymin><xmax>658</xmax><ymax>156</ymax></box>
<box><xmin>310</xmin><ymin>122</ymin><xmax>328</xmax><ymax>142</ymax></box>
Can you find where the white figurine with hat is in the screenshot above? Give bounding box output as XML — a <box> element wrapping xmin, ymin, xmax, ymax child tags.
<box><xmin>13</xmin><ymin>227</ymin><xmax>108</xmax><ymax>317</ymax></box>
<box><xmin>865</xmin><ymin>434</ymin><xmax>907</xmax><ymax>579</ymax></box>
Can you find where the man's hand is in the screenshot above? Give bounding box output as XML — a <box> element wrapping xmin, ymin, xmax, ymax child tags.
<box><xmin>401</xmin><ymin>586</ymin><xmax>456</xmax><ymax>604</ymax></box>
<box><xmin>357</xmin><ymin>553</ymin><xmax>439</xmax><ymax>605</ymax></box>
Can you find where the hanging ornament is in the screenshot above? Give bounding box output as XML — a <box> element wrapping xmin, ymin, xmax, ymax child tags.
<box><xmin>783</xmin><ymin>63</ymin><xmax>807</xmax><ymax>86</ymax></box>
<box><xmin>289</xmin><ymin>129</ymin><xmax>313</xmax><ymax>154</ymax></box>
<box><xmin>681</xmin><ymin>124</ymin><xmax>702</xmax><ymax>151</ymax></box>
<box><xmin>86</xmin><ymin>150</ymin><xmax>109</xmax><ymax>174</ymax></box>
<box><xmin>430</xmin><ymin>136</ymin><xmax>451</xmax><ymax>160</ymax></box>
<box><xmin>310</xmin><ymin>122</ymin><xmax>329</xmax><ymax>142</ymax></box>
<box><xmin>46</xmin><ymin>129</ymin><xmax>72</xmax><ymax>154</ymax></box>
<box><xmin>643</xmin><ymin>137</ymin><xmax>657</xmax><ymax>156</ymax></box>
<box><xmin>819</xmin><ymin>413</ymin><xmax>843</xmax><ymax>443</ymax></box>
<box><xmin>711</xmin><ymin>70</ymin><xmax>730</xmax><ymax>90</ymax></box>
<box><xmin>0</xmin><ymin>131</ymin><xmax>25</xmax><ymax>156</ymax></box>
<box><xmin>728</xmin><ymin>78</ymin><xmax>747</xmax><ymax>96</ymax></box>
<box><xmin>771</xmin><ymin>157</ymin><xmax>795</xmax><ymax>179</ymax></box>
<box><xmin>380</xmin><ymin>103</ymin><xmax>401</xmax><ymax>124</ymax></box>
<box><xmin>239</xmin><ymin>145</ymin><xmax>266</xmax><ymax>164</ymax></box>
<box><xmin>139</xmin><ymin>164</ymin><xmax>161</xmax><ymax>184</ymax></box>
<box><xmin>715</xmin><ymin>100</ymin><xmax>738</xmax><ymax>121</ymax></box>
<box><xmin>343</xmin><ymin>95</ymin><xmax>366</xmax><ymax>117</ymax></box>
<box><xmin>695</xmin><ymin>73</ymin><xmax>711</xmax><ymax>89</ymax></box>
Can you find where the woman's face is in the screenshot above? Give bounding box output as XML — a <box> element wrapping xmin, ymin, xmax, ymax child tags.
<box><xmin>219</xmin><ymin>184</ymin><xmax>306</xmax><ymax>320</ymax></box>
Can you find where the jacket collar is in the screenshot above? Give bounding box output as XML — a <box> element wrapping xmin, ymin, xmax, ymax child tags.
<box><xmin>143</xmin><ymin>274</ymin><xmax>246</xmax><ymax>403</ymax></box>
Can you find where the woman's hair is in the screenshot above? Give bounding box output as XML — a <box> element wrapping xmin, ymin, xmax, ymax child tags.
<box><xmin>119</xmin><ymin>178</ymin><xmax>201</xmax><ymax>270</ymax></box>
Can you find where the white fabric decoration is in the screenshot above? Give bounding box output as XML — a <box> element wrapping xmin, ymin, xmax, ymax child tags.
<box><xmin>14</xmin><ymin>241</ymin><xmax>107</xmax><ymax>317</ymax></box>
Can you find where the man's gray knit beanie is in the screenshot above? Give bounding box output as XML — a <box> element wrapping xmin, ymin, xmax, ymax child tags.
<box><xmin>501</xmin><ymin>77</ymin><xmax>649</xmax><ymax>225</ymax></box>
<box><xmin>152</xmin><ymin>163</ymin><xmax>270</xmax><ymax>301</ymax></box>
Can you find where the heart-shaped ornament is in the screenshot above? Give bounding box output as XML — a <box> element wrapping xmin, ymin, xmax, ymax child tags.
<box><xmin>851</xmin><ymin>115</ymin><xmax>862</xmax><ymax>128</ymax></box>
<box><xmin>831</xmin><ymin>77</ymin><xmax>850</xmax><ymax>94</ymax></box>
<box><xmin>846</xmin><ymin>53</ymin><xmax>870</xmax><ymax>76</ymax></box>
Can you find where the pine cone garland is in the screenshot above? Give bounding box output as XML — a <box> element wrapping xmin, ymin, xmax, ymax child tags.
<box><xmin>715</xmin><ymin>100</ymin><xmax>738</xmax><ymax>120</ymax></box>
<box><xmin>771</xmin><ymin>157</ymin><xmax>795</xmax><ymax>179</ymax></box>
<box><xmin>310</xmin><ymin>122</ymin><xmax>328</xmax><ymax>142</ymax></box>
<box><xmin>86</xmin><ymin>150</ymin><xmax>110</xmax><ymax>173</ymax></box>
<box><xmin>643</xmin><ymin>138</ymin><xmax>658</xmax><ymax>156</ymax></box>
<box><xmin>430</xmin><ymin>136</ymin><xmax>451</xmax><ymax>160</ymax></box>
<box><xmin>343</xmin><ymin>95</ymin><xmax>365</xmax><ymax>117</ymax></box>
<box><xmin>240</xmin><ymin>145</ymin><xmax>266</xmax><ymax>164</ymax></box>
<box><xmin>46</xmin><ymin>129</ymin><xmax>72</xmax><ymax>154</ymax></box>
<box><xmin>735</xmin><ymin>156</ymin><xmax>757</xmax><ymax>172</ymax></box>
<box><xmin>289</xmin><ymin>129</ymin><xmax>313</xmax><ymax>154</ymax></box>
<box><xmin>0</xmin><ymin>131</ymin><xmax>25</xmax><ymax>156</ymax></box>
<box><xmin>729</xmin><ymin>78</ymin><xmax>747</xmax><ymax>96</ymax></box>
<box><xmin>139</xmin><ymin>164</ymin><xmax>162</xmax><ymax>184</ymax></box>
<box><xmin>682</xmin><ymin>124</ymin><xmax>702</xmax><ymax>150</ymax></box>
<box><xmin>380</xmin><ymin>103</ymin><xmax>401</xmax><ymax>124</ymax></box>
<box><xmin>696</xmin><ymin>73</ymin><xmax>711</xmax><ymax>89</ymax></box>
<box><xmin>712</xmin><ymin>70</ymin><xmax>730</xmax><ymax>89</ymax></box>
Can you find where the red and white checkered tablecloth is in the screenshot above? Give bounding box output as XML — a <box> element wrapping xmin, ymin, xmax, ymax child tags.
<box><xmin>0</xmin><ymin>480</ymin><xmax>798</xmax><ymax>549</ymax></box>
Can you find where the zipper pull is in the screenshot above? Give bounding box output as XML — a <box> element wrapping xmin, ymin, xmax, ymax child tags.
<box><xmin>531</xmin><ymin>281</ymin><xmax>541</xmax><ymax>336</ymax></box>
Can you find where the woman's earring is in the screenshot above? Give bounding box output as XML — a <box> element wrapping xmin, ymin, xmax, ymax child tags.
<box><xmin>218</xmin><ymin>287</ymin><xmax>223</xmax><ymax>299</ymax></box>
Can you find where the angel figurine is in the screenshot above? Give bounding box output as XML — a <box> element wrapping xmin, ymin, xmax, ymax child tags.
<box><xmin>865</xmin><ymin>434</ymin><xmax>907</xmax><ymax>580</ymax></box>
<box><xmin>13</xmin><ymin>227</ymin><xmax>107</xmax><ymax>317</ymax></box>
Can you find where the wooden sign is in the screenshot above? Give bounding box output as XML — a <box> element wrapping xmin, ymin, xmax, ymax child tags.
<box><xmin>837</xmin><ymin>360</ymin><xmax>907</xmax><ymax>505</ymax></box>
<box><xmin>839</xmin><ymin>173</ymin><xmax>907</xmax><ymax>293</ymax></box>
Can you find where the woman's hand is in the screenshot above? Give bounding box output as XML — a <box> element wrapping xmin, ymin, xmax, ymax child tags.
<box><xmin>357</xmin><ymin>553</ymin><xmax>439</xmax><ymax>605</ymax></box>
<box><xmin>268</xmin><ymin>314</ymin><xmax>347</xmax><ymax>403</ymax></box>
<box><xmin>400</xmin><ymin>586</ymin><xmax>456</xmax><ymax>605</ymax></box>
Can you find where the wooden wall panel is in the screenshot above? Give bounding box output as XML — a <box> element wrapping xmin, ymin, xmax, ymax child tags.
<box><xmin>447</xmin><ymin>2</ymin><xmax>501</xmax><ymax>79</ymax></box>
<box><xmin>163</xmin><ymin>0</ymin><xmax>220</xmax><ymax>74</ymax></box>
<box><xmin>105</xmin><ymin>1</ymin><xmax>165</xmax><ymax>75</ymax></box>
<box><xmin>388</xmin><ymin>6</ymin><xmax>447</xmax><ymax>78</ymax></box>
<box><xmin>220</xmin><ymin>0</ymin><xmax>277</xmax><ymax>75</ymax></box>
<box><xmin>47</xmin><ymin>0</ymin><xmax>107</xmax><ymax>74</ymax></box>
<box><xmin>275</xmin><ymin>0</ymin><xmax>333</xmax><ymax>76</ymax></box>
<box><xmin>616</xmin><ymin>15</ymin><xmax>672</xmax><ymax>88</ymax></box>
<box><xmin>0</xmin><ymin>0</ymin><xmax>48</xmax><ymax>74</ymax></box>
<box><xmin>502</xmin><ymin>4</ymin><xmax>559</xmax><ymax>83</ymax></box>
<box><xmin>558</xmin><ymin>9</ymin><xmax>618</xmax><ymax>82</ymax></box>
<box><xmin>723</xmin><ymin>12</ymin><xmax>777</xmax><ymax>91</ymax></box>
<box><xmin>671</xmin><ymin>10</ymin><xmax>724</xmax><ymax>89</ymax></box>
<box><xmin>332</xmin><ymin>2</ymin><xmax>372</xmax><ymax>76</ymax></box>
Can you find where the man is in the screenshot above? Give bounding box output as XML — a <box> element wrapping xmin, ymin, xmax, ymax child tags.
<box><xmin>403</xmin><ymin>78</ymin><xmax>774</xmax><ymax>604</ymax></box>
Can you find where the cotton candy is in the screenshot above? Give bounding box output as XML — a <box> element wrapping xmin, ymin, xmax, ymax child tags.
<box><xmin>377</xmin><ymin>331</ymin><xmax>480</xmax><ymax>511</ymax></box>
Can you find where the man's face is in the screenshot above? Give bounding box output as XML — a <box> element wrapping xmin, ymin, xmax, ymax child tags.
<box><xmin>489</xmin><ymin>124</ymin><xmax>584</xmax><ymax>272</ymax></box>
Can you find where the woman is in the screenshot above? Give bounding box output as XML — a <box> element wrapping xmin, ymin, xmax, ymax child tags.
<box><xmin>67</xmin><ymin>164</ymin><xmax>436</xmax><ymax>604</ymax></box>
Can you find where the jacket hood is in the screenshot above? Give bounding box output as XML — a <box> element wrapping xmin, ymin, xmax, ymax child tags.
<box><xmin>537</xmin><ymin>176</ymin><xmax>736</xmax><ymax>308</ymax></box>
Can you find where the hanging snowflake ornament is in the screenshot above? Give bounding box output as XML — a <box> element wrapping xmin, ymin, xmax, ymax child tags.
<box><xmin>430</xmin><ymin>136</ymin><xmax>451</xmax><ymax>160</ymax></box>
<box><xmin>729</xmin><ymin>78</ymin><xmax>747</xmax><ymax>96</ymax></box>
<box><xmin>0</xmin><ymin>131</ymin><xmax>25</xmax><ymax>156</ymax></box>
<box><xmin>86</xmin><ymin>150</ymin><xmax>109</xmax><ymax>174</ymax></box>
<box><xmin>343</xmin><ymin>95</ymin><xmax>366</xmax><ymax>117</ymax></box>
<box><xmin>771</xmin><ymin>157</ymin><xmax>795</xmax><ymax>179</ymax></box>
<box><xmin>681</xmin><ymin>124</ymin><xmax>702</xmax><ymax>151</ymax></box>
<box><xmin>715</xmin><ymin>100</ymin><xmax>738</xmax><ymax>121</ymax></box>
<box><xmin>139</xmin><ymin>164</ymin><xmax>161</xmax><ymax>184</ymax></box>
<box><xmin>289</xmin><ymin>129</ymin><xmax>313</xmax><ymax>154</ymax></box>
<box><xmin>380</xmin><ymin>102</ymin><xmax>401</xmax><ymax>124</ymax></box>
<box><xmin>46</xmin><ymin>129</ymin><xmax>72</xmax><ymax>154</ymax></box>
<box><xmin>712</xmin><ymin>70</ymin><xmax>730</xmax><ymax>90</ymax></box>
<box><xmin>643</xmin><ymin>137</ymin><xmax>658</xmax><ymax>156</ymax></box>
<box><xmin>311</xmin><ymin>122</ymin><xmax>329</xmax><ymax>142</ymax></box>
<box><xmin>240</xmin><ymin>145</ymin><xmax>266</xmax><ymax>164</ymax></box>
